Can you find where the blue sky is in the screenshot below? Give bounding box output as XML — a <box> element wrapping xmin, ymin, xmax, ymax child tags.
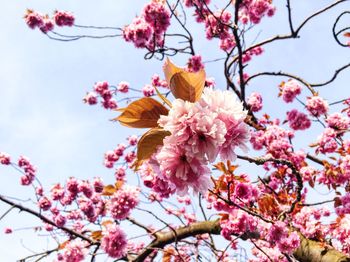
<box><xmin>0</xmin><ymin>0</ymin><xmax>349</xmax><ymax>260</ymax></box>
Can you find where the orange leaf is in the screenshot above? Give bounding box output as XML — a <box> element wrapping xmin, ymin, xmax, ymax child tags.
<box><xmin>102</xmin><ymin>185</ymin><xmax>116</xmax><ymax>196</ymax></box>
<box><xmin>214</xmin><ymin>162</ymin><xmax>227</xmax><ymax>173</ymax></box>
<box><xmin>137</xmin><ymin>127</ymin><xmax>170</xmax><ymax>163</ymax></box>
<box><xmin>163</xmin><ymin>58</ymin><xmax>206</xmax><ymax>102</ymax></box>
<box><xmin>101</xmin><ymin>220</ymin><xmax>114</xmax><ymax>227</ymax></box>
<box><xmin>59</xmin><ymin>240</ymin><xmax>69</xmax><ymax>250</ymax></box>
<box><xmin>114</xmin><ymin>98</ymin><xmax>169</xmax><ymax>128</ymax></box>
<box><xmin>344</xmin><ymin>32</ymin><xmax>350</xmax><ymax>37</ymax></box>
<box><xmin>91</xmin><ymin>230</ymin><xmax>103</xmax><ymax>241</ymax></box>
<box><xmin>115</xmin><ymin>180</ymin><xmax>124</xmax><ymax>190</ymax></box>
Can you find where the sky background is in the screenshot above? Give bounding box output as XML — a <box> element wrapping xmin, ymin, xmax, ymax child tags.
<box><xmin>0</xmin><ymin>0</ymin><xmax>349</xmax><ymax>260</ymax></box>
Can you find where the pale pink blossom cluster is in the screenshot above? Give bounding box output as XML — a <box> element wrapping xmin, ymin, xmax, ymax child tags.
<box><xmin>286</xmin><ymin>109</ymin><xmax>311</xmax><ymax>131</ymax></box>
<box><xmin>204</xmin><ymin>77</ymin><xmax>215</xmax><ymax>88</ymax></box>
<box><xmin>24</xmin><ymin>10</ymin><xmax>54</xmax><ymax>33</ymax></box>
<box><xmin>187</xmin><ymin>55</ymin><xmax>204</xmax><ymax>72</ymax></box>
<box><xmin>142</xmin><ymin>84</ymin><xmax>155</xmax><ymax>97</ymax></box>
<box><xmin>306</xmin><ymin>96</ymin><xmax>329</xmax><ymax>117</ymax></box>
<box><xmin>315</xmin><ymin>128</ymin><xmax>338</xmax><ymax>154</ymax></box>
<box><xmin>104</xmin><ymin>143</ymin><xmax>126</xmax><ymax>168</ymax></box>
<box><xmin>336</xmin><ymin>192</ymin><xmax>350</xmax><ymax>215</ymax></box>
<box><xmin>123</xmin><ymin>1</ymin><xmax>170</xmax><ymax>50</ymax></box>
<box><xmin>299</xmin><ymin>166</ymin><xmax>317</xmax><ymax>182</ymax></box>
<box><xmin>0</xmin><ymin>152</ymin><xmax>11</xmax><ymax>165</ymax></box>
<box><xmin>139</xmin><ymin>160</ymin><xmax>175</xmax><ymax>198</ymax></box>
<box><xmin>101</xmin><ymin>224</ymin><xmax>127</xmax><ymax>259</ymax></box>
<box><xmin>266</xmin><ymin>221</ymin><xmax>300</xmax><ymax>254</ymax></box>
<box><xmin>54</xmin><ymin>11</ymin><xmax>75</xmax><ymax>27</ymax></box>
<box><xmin>109</xmin><ymin>185</ymin><xmax>140</xmax><ymax>220</ymax></box>
<box><xmin>279</xmin><ymin>79</ymin><xmax>302</xmax><ymax>103</ymax></box>
<box><xmin>141</xmin><ymin>88</ymin><xmax>250</xmax><ymax>195</ymax></box>
<box><xmin>251</xmin><ymin>241</ymin><xmax>289</xmax><ymax>262</ymax></box>
<box><xmin>17</xmin><ymin>156</ymin><xmax>37</xmax><ymax>186</ymax></box>
<box><xmin>250</xmin><ymin>124</ymin><xmax>294</xmax><ymax>158</ymax></box>
<box><xmin>24</xmin><ymin>10</ymin><xmax>74</xmax><ymax>34</ymax></box>
<box><xmin>326</xmin><ymin>112</ymin><xmax>350</xmax><ymax>131</ymax></box>
<box><xmin>83</xmin><ymin>81</ymin><xmax>117</xmax><ymax>109</ymax></box>
<box><xmin>293</xmin><ymin>206</ymin><xmax>330</xmax><ymax>239</ymax></box>
<box><xmin>247</xmin><ymin>92</ymin><xmax>263</xmax><ymax>112</ymax></box>
<box><xmin>4</xmin><ymin>227</ymin><xmax>12</xmax><ymax>234</ymax></box>
<box><xmin>242</xmin><ymin>46</ymin><xmax>264</xmax><ymax>64</ymax></box>
<box><xmin>117</xmin><ymin>81</ymin><xmax>130</xmax><ymax>93</ymax></box>
<box><xmin>238</xmin><ymin>0</ymin><xmax>276</xmax><ymax>24</ymax></box>
<box><xmin>205</xmin><ymin>10</ymin><xmax>231</xmax><ymax>40</ymax></box>
<box><xmin>330</xmin><ymin>215</ymin><xmax>350</xmax><ymax>255</ymax></box>
<box><xmin>151</xmin><ymin>74</ymin><xmax>168</xmax><ymax>88</ymax></box>
<box><xmin>340</xmin><ymin>155</ymin><xmax>350</xmax><ymax>180</ymax></box>
<box><xmin>56</xmin><ymin>239</ymin><xmax>88</xmax><ymax>262</ymax></box>
<box><xmin>220</xmin><ymin>210</ymin><xmax>257</xmax><ymax>241</ymax></box>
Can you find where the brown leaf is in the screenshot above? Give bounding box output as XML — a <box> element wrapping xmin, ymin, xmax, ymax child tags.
<box><xmin>115</xmin><ymin>180</ymin><xmax>124</xmax><ymax>190</ymax></box>
<box><xmin>114</xmin><ymin>98</ymin><xmax>169</xmax><ymax>128</ymax></box>
<box><xmin>344</xmin><ymin>32</ymin><xmax>350</xmax><ymax>37</ymax></box>
<box><xmin>91</xmin><ymin>230</ymin><xmax>103</xmax><ymax>241</ymax></box>
<box><xmin>137</xmin><ymin>127</ymin><xmax>170</xmax><ymax>163</ymax></box>
<box><xmin>102</xmin><ymin>185</ymin><xmax>116</xmax><ymax>196</ymax></box>
<box><xmin>163</xmin><ymin>58</ymin><xmax>206</xmax><ymax>102</ymax></box>
<box><xmin>101</xmin><ymin>220</ymin><xmax>114</xmax><ymax>227</ymax></box>
<box><xmin>58</xmin><ymin>240</ymin><xmax>69</xmax><ymax>250</ymax></box>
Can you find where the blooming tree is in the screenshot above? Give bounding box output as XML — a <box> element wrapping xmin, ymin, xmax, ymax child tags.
<box><xmin>1</xmin><ymin>0</ymin><xmax>350</xmax><ymax>261</ymax></box>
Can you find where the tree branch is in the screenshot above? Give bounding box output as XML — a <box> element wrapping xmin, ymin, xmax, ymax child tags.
<box><xmin>0</xmin><ymin>194</ymin><xmax>94</xmax><ymax>244</ymax></box>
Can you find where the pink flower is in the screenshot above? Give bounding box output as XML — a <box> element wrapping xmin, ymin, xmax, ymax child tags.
<box><xmin>142</xmin><ymin>1</ymin><xmax>171</xmax><ymax>34</ymax></box>
<box><xmin>54</xmin><ymin>214</ymin><xmax>66</xmax><ymax>227</ymax></box>
<box><xmin>316</xmin><ymin>128</ymin><xmax>337</xmax><ymax>154</ymax></box>
<box><xmin>151</xmin><ymin>74</ymin><xmax>168</xmax><ymax>88</ymax></box>
<box><xmin>306</xmin><ymin>96</ymin><xmax>329</xmax><ymax>117</ymax></box>
<box><xmin>142</xmin><ymin>84</ymin><xmax>155</xmax><ymax>97</ymax></box>
<box><xmin>24</xmin><ymin>10</ymin><xmax>44</xmax><ymax>29</ymax></box>
<box><xmin>4</xmin><ymin>227</ymin><xmax>12</xmax><ymax>234</ymax></box>
<box><xmin>40</xmin><ymin>17</ymin><xmax>54</xmax><ymax>33</ymax></box>
<box><xmin>61</xmin><ymin>239</ymin><xmax>88</xmax><ymax>262</ymax></box>
<box><xmin>187</xmin><ymin>110</ymin><xmax>227</xmax><ymax>162</ymax></box>
<box><xmin>83</xmin><ymin>92</ymin><xmax>98</xmax><ymax>105</ymax></box>
<box><xmin>204</xmin><ymin>78</ymin><xmax>215</xmax><ymax>88</ymax></box>
<box><xmin>38</xmin><ymin>197</ymin><xmax>52</xmax><ymax>211</ymax></box>
<box><xmin>326</xmin><ymin>113</ymin><xmax>350</xmax><ymax>131</ymax></box>
<box><xmin>187</xmin><ymin>55</ymin><xmax>204</xmax><ymax>72</ymax></box>
<box><xmin>235</xmin><ymin>182</ymin><xmax>252</xmax><ymax>199</ymax></box>
<box><xmin>219</xmin><ymin>118</ymin><xmax>250</xmax><ymax>161</ymax></box>
<box><xmin>123</xmin><ymin>17</ymin><xmax>153</xmax><ymax>48</ymax></box>
<box><xmin>93</xmin><ymin>177</ymin><xmax>104</xmax><ymax>193</ymax></box>
<box><xmin>110</xmin><ymin>186</ymin><xmax>140</xmax><ymax>220</ymax></box>
<box><xmin>247</xmin><ymin>92</ymin><xmax>263</xmax><ymax>112</ymax></box>
<box><xmin>93</xmin><ymin>81</ymin><xmax>109</xmax><ymax>94</ymax></box>
<box><xmin>267</xmin><ymin>221</ymin><xmax>288</xmax><ymax>243</ymax></box>
<box><xmin>128</xmin><ymin>135</ymin><xmax>138</xmax><ymax>146</ymax></box>
<box><xmin>117</xmin><ymin>81</ymin><xmax>129</xmax><ymax>93</ymax></box>
<box><xmin>101</xmin><ymin>224</ymin><xmax>127</xmax><ymax>259</ymax></box>
<box><xmin>115</xmin><ymin>167</ymin><xmax>126</xmax><ymax>180</ymax></box>
<box><xmin>50</xmin><ymin>183</ymin><xmax>65</xmax><ymax>200</ymax></box>
<box><xmin>54</xmin><ymin>11</ymin><xmax>75</xmax><ymax>27</ymax></box>
<box><xmin>114</xmin><ymin>144</ymin><xmax>126</xmax><ymax>156</ymax></box>
<box><xmin>287</xmin><ymin>109</ymin><xmax>311</xmax><ymax>130</ymax></box>
<box><xmin>0</xmin><ymin>152</ymin><xmax>11</xmax><ymax>165</ymax></box>
<box><xmin>280</xmin><ymin>79</ymin><xmax>301</xmax><ymax>103</ymax></box>
<box><xmin>157</xmin><ymin>143</ymin><xmax>211</xmax><ymax>195</ymax></box>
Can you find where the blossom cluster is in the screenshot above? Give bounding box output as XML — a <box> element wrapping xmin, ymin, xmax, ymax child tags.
<box><xmin>123</xmin><ymin>1</ymin><xmax>170</xmax><ymax>50</ymax></box>
<box><xmin>238</xmin><ymin>0</ymin><xmax>276</xmax><ymax>24</ymax></box>
<box><xmin>140</xmin><ymin>88</ymin><xmax>250</xmax><ymax>196</ymax></box>
<box><xmin>0</xmin><ymin>154</ymin><xmax>37</xmax><ymax>186</ymax></box>
<box><xmin>24</xmin><ymin>9</ymin><xmax>74</xmax><ymax>34</ymax></box>
<box><xmin>184</xmin><ymin>0</ymin><xmax>274</xmax><ymax>51</ymax></box>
